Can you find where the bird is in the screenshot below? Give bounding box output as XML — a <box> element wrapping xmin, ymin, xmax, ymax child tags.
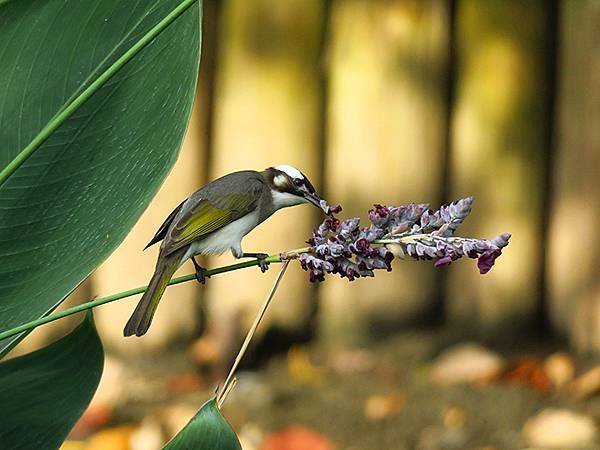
<box><xmin>124</xmin><ymin>164</ymin><xmax>331</xmax><ymax>337</ymax></box>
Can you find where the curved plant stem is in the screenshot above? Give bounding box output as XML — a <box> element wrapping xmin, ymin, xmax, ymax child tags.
<box><xmin>0</xmin><ymin>235</ymin><xmax>423</xmax><ymax>342</ymax></box>
<box><xmin>217</xmin><ymin>260</ymin><xmax>290</xmax><ymax>408</ymax></box>
<box><xmin>0</xmin><ymin>0</ymin><xmax>199</xmax><ymax>187</ymax></box>
<box><xmin>0</xmin><ymin>233</ymin><xmax>432</xmax><ymax>342</ymax></box>
<box><xmin>0</xmin><ymin>248</ymin><xmax>310</xmax><ymax>342</ymax></box>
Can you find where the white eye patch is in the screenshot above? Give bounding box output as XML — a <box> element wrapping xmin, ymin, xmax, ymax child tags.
<box><xmin>274</xmin><ymin>174</ymin><xmax>288</xmax><ymax>187</ymax></box>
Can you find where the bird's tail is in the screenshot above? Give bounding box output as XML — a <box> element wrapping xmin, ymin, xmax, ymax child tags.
<box><xmin>123</xmin><ymin>255</ymin><xmax>181</xmax><ymax>337</ymax></box>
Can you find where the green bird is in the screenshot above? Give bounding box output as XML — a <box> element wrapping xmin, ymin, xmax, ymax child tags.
<box><xmin>124</xmin><ymin>165</ymin><xmax>330</xmax><ymax>337</ymax></box>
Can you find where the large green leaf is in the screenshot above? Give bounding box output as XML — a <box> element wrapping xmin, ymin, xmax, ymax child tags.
<box><xmin>0</xmin><ymin>0</ymin><xmax>201</xmax><ymax>355</ymax></box>
<box><xmin>0</xmin><ymin>313</ymin><xmax>104</xmax><ymax>450</ymax></box>
<box><xmin>163</xmin><ymin>398</ymin><xmax>242</xmax><ymax>450</ymax></box>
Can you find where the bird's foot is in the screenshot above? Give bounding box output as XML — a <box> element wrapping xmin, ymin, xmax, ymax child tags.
<box><xmin>257</xmin><ymin>257</ymin><xmax>270</xmax><ymax>273</ymax></box>
<box><xmin>192</xmin><ymin>257</ymin><xmax>208</xmax><ymax>284</ymax></box>
<box><xmin>242</xmin><ymin>252</ymin><xmax>270</xmax><ymax>273</ymax></box>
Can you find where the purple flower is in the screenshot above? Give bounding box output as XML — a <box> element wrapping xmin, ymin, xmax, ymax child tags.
<box><xmin>477</xmin><ymin>248</ymin><xmax>503</xmax><ymax>274</ymax></box>
<box><xmin>298</xmin><ymin>197</ymin><xmax>510</xmax><ymax>282</ymax></box>
<box><xmin>320</xmin><ymin>200</ymin><xmax>343</xmax><ymax>216</ymax></box>
<box><xmin>400</xmin><ymin>233</ymin><xmax>510</xmax><ymax>273</ymax></box>
<box><xmin>434</xmin><ymin>255</ymin><xmax>454</xmax><ymax>267</ymax></box>
<box><xmin>368</xmin><ymin>204</ymin><xmax>391</xmax><ymax>228</ymax></box>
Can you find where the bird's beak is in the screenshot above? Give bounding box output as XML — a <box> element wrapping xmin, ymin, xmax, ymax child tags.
<box><xmin>304</xmin><ymin>192</ymin><xmax>330</xmax><ymax>214</ymax></box>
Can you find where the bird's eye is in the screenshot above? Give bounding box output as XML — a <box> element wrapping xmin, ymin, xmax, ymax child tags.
<box><xmin>293</xmin><ymin>178</ymin><xmax>303</xmax><ymax>187</ymax></box>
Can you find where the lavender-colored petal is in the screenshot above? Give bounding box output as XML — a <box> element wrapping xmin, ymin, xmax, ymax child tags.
<box><xmin>477</xmin><ymin>249</ymin><xmax>502</xmax><ymax>274</ymax></box>
<box><xmin>363</xmin><ymin>227</ymin><xmax>386</xmax><ymax>241</ymax></box>
<box><xmin>328</xmin><ymin>243</ymin><xmax>346</xmax><ymax>257</ymax></box>
<box><xmin>493</xmin><ymin>232</ymin><xmax>511</xmax><ymax>248</ymax></box>
<box><xmin>320</xmin><ymin>199</ymin><xmax>343</xmax><ymax>216</ymax></box>
<box><xmin>435</xmin><ymin>255</ymin><xmax>454</xmax><ymax>267</ymax></box>
<box><xmin>368</xmin><ymin>205</ymin><xmax>393</xmax><ymax>228</ymax></box>
<box><xmin>339</xmin><ymin>218</ymin><xmax>360</xmax><ymax>239</ymax></box>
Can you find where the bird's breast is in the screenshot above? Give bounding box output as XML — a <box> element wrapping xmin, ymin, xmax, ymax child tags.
<box><xmin>187</xmin><ymin>210</ymin><xmax>261</xmax><ymax>257</ymax></box>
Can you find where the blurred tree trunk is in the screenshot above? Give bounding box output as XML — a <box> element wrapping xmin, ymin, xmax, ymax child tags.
<box><xmin>320</xmin><ymin>0</ymin><xmax>450</xmax><ymax>342</ymax></box>
<box><xmin>206</xmin><ymin>0</ymin><xmax>327</xmax><ymax>358</ymax></box>
<box><xmin>548</xmin><ymin>1</ymin><xmax>600</xmax><ymax>352</ymax></box>
<box><xmin>446</xmin><ymin>0</ymin><xmax>555</xmax><ymax>335</ymax></box>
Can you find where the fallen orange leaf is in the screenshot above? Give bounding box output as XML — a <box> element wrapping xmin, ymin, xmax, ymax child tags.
<box><xmin>502</xmin><ymin>358</ymin><xmax>552</xmax><ymax>394</ymax></box>
<box><xmin>261</xmin><ymin>426</ymin><xmax>335</xmax><ymax>450</ymax></box>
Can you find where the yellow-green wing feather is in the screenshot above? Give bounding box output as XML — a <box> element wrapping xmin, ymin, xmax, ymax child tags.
<box><xmin>162</xmin><ymin>193</ymin><xmax>258</xmax><ymax>255</ymax></box>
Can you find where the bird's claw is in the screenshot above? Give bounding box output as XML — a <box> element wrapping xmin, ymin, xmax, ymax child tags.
<box><xmin>258</xmin><ymin>257</ymin><xmax>270</xmax><ymax>273</ymax></box>
<box><xmin>192</xmin><ymin>257</ymin><xmax>208</xmax><ymax>284</ymax></box>
<box><xmin>195</xmin><ymin>269</ymin><xmax>206</xmax><ymax>284</ymax></box>
<box><xmin>240</xmin><ymin>252</ymin><xmax>270</xmax><ymax>273</ymax></box>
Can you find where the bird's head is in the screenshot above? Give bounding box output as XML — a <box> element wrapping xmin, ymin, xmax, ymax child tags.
<box><xmin>263</xmin><ymin>164</ymin><xmax>330</xmax><ymax>214</ymax></box>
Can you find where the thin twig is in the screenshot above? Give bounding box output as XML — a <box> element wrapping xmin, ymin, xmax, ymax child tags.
<box><xmin>216</xmin><ymin>260</ymin><xmax>290</xmax><ymax>408</ymax></box>
<box><xmin>219</xmin><ymin>377</ymin><xmax>238</xmax><ymax>406</ymax></box>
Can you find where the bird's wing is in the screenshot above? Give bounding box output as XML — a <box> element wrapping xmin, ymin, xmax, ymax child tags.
<box><xmin>144</xmin><ymin>200</ymin><xmax>186</xmax><ymax>250</ymax></box>
<box><xmin>161</xmin><ymin>182</ymin><xmax>263</xmax><ymax>255</ymax></box>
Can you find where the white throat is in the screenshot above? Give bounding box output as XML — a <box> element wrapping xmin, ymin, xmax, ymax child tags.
<box><xmin>271</xmin><ymin>189</ymin><xmax>305</xmax><ymax>210</ymax></box>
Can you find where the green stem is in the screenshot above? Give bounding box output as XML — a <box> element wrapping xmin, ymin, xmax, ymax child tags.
<box><xmin>0</xmin><ymin>236</ymin><xmax>420</xmax><ymax>341</ymax></box>
<box><xmin>0</xmin><ymin>250</ymin><xmax>314</xmax><ymax>342</ymax></box>
<box><xmin>0</xmin><ymin>0</ymin><xmax>199</xmax><ymax>187</ymax></box>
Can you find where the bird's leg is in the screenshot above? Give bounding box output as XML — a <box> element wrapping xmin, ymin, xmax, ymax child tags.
<box><xmin>242</xmin><ymin>252</ymin><xmax>270</xmax><ymax>273</ymax></box>
<box><xmin>192</xmin><ymin>256</ymin><xmax>208</xmax><ymax>284</ymax></box>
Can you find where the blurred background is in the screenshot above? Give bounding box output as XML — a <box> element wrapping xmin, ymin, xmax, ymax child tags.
<box><xmin>12</xmin><ymin>0</ymin><xmax>600</xmax><ymax>449</ymax></box>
